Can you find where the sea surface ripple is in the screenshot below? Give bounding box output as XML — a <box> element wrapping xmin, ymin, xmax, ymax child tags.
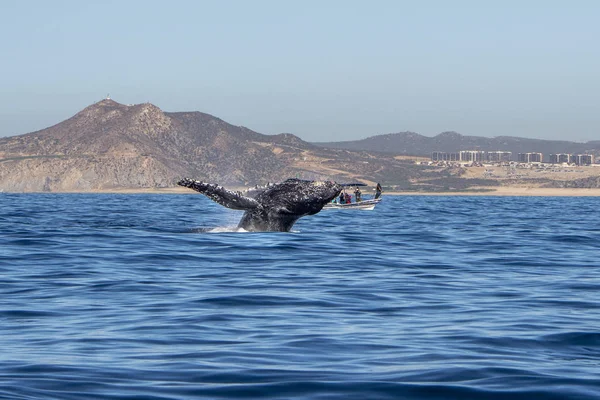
<box><xmin>1</xmin><ymin>193</ymin><xmax>599</xmax><ymax>399</ymax></box>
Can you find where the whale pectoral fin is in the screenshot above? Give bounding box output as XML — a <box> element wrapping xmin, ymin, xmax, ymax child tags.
<box><xmin>177</xmin><ymin>178</ymin><xmax>260</xmax><ymax>211</ymax></box>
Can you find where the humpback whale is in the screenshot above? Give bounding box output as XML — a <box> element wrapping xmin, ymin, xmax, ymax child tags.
<box><xmin>177</xmin><ymin>178</ymin><xmax>342</xmax><ymax>232</ymax></box>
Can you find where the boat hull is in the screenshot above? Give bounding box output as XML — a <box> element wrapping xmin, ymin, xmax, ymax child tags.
<box><xmin>323</xmin><ymin>198</ymin><xmax>381</xmax><ymax>210</ymax></box>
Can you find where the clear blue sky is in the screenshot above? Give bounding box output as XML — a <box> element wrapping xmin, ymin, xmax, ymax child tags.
<box><xmin>1</xmin><ymin>0</ymin><xmax>598</xmax><ymax>142</ymax></box>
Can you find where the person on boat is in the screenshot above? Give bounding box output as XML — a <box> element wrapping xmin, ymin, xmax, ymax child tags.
<box><xmin>345</xmin><ymin>193</ymin><xmax>352</xmax><ymax>204</ymax></box>
<box><xmin>354</xmin><ymin>187</ymin><xmax>362</xmax><ymax>202</ymax></box>
<box><xmin>339</xmin><ymin>192</ymin><xmax>345</xmax><ymax>204</ymax></box>
<box><xmin>375</xmin><ymin>183</ymin><xmax>382</xmax><ymax>199</ymax></box>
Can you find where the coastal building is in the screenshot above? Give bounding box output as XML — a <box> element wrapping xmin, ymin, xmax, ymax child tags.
<box><xmin>517</xmin><ymin>152</ymin><xmax>543</xmax><ymax>163</ymax></box>
<box><xmin>486</xmin><ymin>151</ymin><xmax>512</xmax><ymax>162</ymax></box>
<box><xmin>459</xmin><ymin>150</ymin><xmax>485</xmax><ymax>162</ymax></box>
<box><xmin>549</xmin><ymin>153</ymin><xmax>573</xmax><ymax>164</ymax></box>
<box><xmin>432</xmin><ymin>150</ymin><xmax>511</xmax><ymax>163</ymax></box>
<box><xmin>431</xmin><ymin>151</ymin><xmax>459</xmax><ymax>161</ymax></box>
<box><xmin>432</xmin><ymin>149</ymin><xmax>591</xmax><ymax>166</ymax></box>
<box><xmin>576</xmin><ymin>154</ymin><xmax>594</xmax><ymax>165</ymax></box>
<box><xmin>550</xmin><ymin>153</ymin><xmax>593</xmax><ymax>165</ymax></box>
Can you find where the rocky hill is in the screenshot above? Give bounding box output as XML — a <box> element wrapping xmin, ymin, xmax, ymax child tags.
<box><xmin>0</xmin><ymin>99</ymin><xmax>426</xmax><ymax>192</ymax></box>
<box><xmin>0</xmin><ymin>100</ymin><xmax>301</xmax><ymax>191</ymax></box>
<box><xmin>315</xmin><ymin>131</ymin><xmax>600</xmax><ymax>161</ymax></box>
<box><xmin>2</xmin><ymin>99</ymin><xmax>598</xmax><ymax>193</ymax></box>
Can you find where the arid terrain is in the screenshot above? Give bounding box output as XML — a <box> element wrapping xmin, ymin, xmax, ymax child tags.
<box><xmin>1</xmin><ymin>99</ymin><xmax>599</xmax><ymax>195</ymax></box>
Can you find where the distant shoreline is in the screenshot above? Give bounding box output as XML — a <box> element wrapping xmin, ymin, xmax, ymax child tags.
<box><xmin>5</xmin><ymin>187</ymin><xmax>600</xmax><ymax>196</ymax></box>
<box><xmin>386</xmin><ymin>187</ymin><xmax>600</xmax><ymax>197</ymax></box>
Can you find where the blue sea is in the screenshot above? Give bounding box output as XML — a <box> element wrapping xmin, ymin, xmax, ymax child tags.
<box><xmin>1</xmin><ymin>193</ymin><xmax>599</xmax><ymax>400</ymax></box>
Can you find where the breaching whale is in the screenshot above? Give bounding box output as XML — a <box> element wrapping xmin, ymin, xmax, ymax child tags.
<box><xmin>177</xmin><ymin>178</ymin><xmax>342</xmax><ymax>232</ymax></box>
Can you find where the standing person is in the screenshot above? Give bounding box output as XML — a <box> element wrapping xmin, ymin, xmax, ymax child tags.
<box><xmin>354</xmin><ymin>187</ymin><xmax>362</xmax><ymax>202</ymax></box>
<box><xmin>339</xmin><ymin>191</ymin><xmax>345</xmax><ymax>204</ymax></box>
<box><xmin>375</xmin><ymin>183</ymin><xmax>382</xmax><ymax>199</ymax></box>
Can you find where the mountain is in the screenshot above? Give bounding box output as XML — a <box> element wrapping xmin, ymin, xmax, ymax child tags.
<box><xmin>0</xmin><ymin>99</ymin><xmax>320</xmax><ymax>191</ymax></box>
<box><xmin>2</xmin><ymin>99</ymin><xmax>597</xmax><ymax>193</ymax></box>
<box><xmin>0</xmin><ymin>99</ymin><xmax>427</xmax><ymax>192</ymax></box>
<box><xmin>315</xmin><ymin>131</ymin><xmax>600</xmax><ymax>160</ymax></box>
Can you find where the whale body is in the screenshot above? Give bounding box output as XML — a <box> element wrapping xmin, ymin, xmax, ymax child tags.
<box><xmin>177</xmin><ymin>178</ymin><xmax>342</xmax><ymax>232</ymax></box>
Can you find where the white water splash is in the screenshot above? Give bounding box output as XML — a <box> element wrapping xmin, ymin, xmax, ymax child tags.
<box><xmin>206</xmin><ymin>226</ymin><xmax>249</xmax><ymax>233</ymax></box>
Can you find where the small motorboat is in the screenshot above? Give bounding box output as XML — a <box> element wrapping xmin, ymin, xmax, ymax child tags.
<box><xmin>323</xmin><ymin>182</ymin><xmax>382</xmax><ymax>210</ymax></box>
<box><xmin>323</xmin><ymin>197</ymin><xmax>381</xmax><ymax>210</ymax></box>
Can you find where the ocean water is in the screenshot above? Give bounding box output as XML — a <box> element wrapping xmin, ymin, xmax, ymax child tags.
<box><xmin>1</xmin><ymin>193</ymin><xmax>599</xmax><ymax>400</ymax></box>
